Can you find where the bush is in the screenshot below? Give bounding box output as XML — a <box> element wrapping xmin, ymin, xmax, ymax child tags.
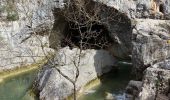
<box><xmin>6</xmin><ymin>11</ymin><xmax>19</xmax><ymax>21</ymax></box>
<box><xmin>2</xmin><ymin>1</ymin><xmax>20</xmax><ymax>21</ymax></box>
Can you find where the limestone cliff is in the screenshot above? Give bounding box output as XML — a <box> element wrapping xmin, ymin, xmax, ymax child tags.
<box><xmin>1</xmin><ymin>0</ymin><xmax>170</xmax><ymax>100</ymax></box>
<box><xmin>0</xmin><ymin>0</ymin><xmax>55</xmax><ymax>71</ymax></box>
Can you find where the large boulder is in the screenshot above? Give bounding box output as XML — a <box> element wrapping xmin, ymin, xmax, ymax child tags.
<box><xmin>35</xmin><ymin>47</ymin><xmax>116</xmax><ymax>100</ymax></box>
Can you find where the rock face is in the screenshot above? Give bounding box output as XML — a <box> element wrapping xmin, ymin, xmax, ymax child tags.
<box><xmin>49</xmin><ymin>0</ymin><xmax>170</xmax><ymax>59</ymax></box>
<box><xmin>0</xmin><ymin>20</ymin><xmax>53</xmax><ymax>71</ymax></box>
<box><xmin>139</xmin><ymin>63</ymin><xmax>170</xmax><ymax>100</ymax></box>
<box><xmin>131</xmin><ymin>19</ymin><xmax>170</xmax><ymax>100</ymax></box>
<box><xmin>50</xmin><ymin>0</ymin><xmax>132</xmax><ymax>59</ymax></box>
<box><xmin>1</xmin><ymin>0</ymin><xmax>170</xmax><ymax>100</ymax></box>
<box><xmin>1</xmin><ymin>0</ymin><xmax>169</xmax><ymax>71</ymax></box>
<box><xmin>95</xmin><ymin>0</ymin><xmax>170</xmax><ymax>19</ymax></box>
<box><xmin>125</xmin><ymin>80</ymin><xmax>142</xmax><ymax>100</ymax></box>
<box><xmin>0</xmin><ymin>0</ymin><xmax>55</xmax><ymax>71</ymax></box>
<box><xmin>36</xmin><ymin>47</ymin><xmax>116</xmax><ymax>100</ymax></box>
<box><xmin>132</xmin><ymin>19</ymin><xmax>170</xmax><ymax>79</ymax></box>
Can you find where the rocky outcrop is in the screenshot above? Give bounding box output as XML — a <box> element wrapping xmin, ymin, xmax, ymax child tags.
<box><xmin>139</xmin><ymin>62</ymin><xmax>170</xmax><ymax>100</ymax></box>
<box><xmin>93</xmin><ymin>0</ymin><xmax>170</xmax><ymax>19</ymax></box>
<box><xmin>131</xmin><ymin>19</ymin><xmax>170</xmax><ymax>100</ymax></box>
<box><xmin>1</xmin><ymin>0</ymin><xmax>170</xmax><ymax>100</ymax></box>
<box><xmin>125</xmin><ymin>80</ymin><xmax>142</xmax><ymax>100</ymax></box>
<box><xmin>0</xmin><ymin>33</ymin><xmax>53</xmax><ymax>72</ymax></box>
<box><xmin>50</xmin><ymin>0</ymin><xmax>170</xmax><ymax>59</ymax></box>
<box><xmin>0</xmin><ymin>0</ymin><xmax>55</xmax><ymax>71</ymax></box>
<box><xmin>1</xmin><ymin>0</ymin><xmax>169</xmax><ymax>71</ymax></box>
<box><xmin>36</xmin><ymin>47</ymin><xmax>116</xmax><ymax>100</ymax></box>
<box><xmin>132</xmin><ymin>19</ymin><xmax>170</xmax><ymax>79</ymax></box>
<box><xmin>50</xmin><ymin>0</ymin><xmax>132</xmax><ymax>59</ymax></box>
<box><xmin>126</xmin><ymin>65</ymin><xmax>170</xmax><ymax>100</ymax></box>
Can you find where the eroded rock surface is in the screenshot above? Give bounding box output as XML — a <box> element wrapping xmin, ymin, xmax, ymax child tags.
<box><xmin>132</xmin><ymin>19</ymin><xmax>170</xmax><ymax>79</ymax></box>
<box><xmin>0</xmin><ymin>0</ymin><xmax>55</xmax><ymax>71</ymax></box>
<box><xmin>139</xmin><ymin>64</ymin><xmax>170</xmax><ymax>100</ymax></box>
<box><xmin>131</xmin><ymin>19</ymin><xmax>170</xmax><ymax>100</ymax></box>
<box><xmin>125</xmin><ymin>80</ymin><xmax>142</xmax><ymax>100</ymax></box>
<box><xmin>1</xmin><ymin>0</ymin><xmax>170</xmax><ymax>100</ymax></box>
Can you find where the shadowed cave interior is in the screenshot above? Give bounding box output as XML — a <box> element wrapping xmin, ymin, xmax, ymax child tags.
<box><xmin>61</xmin><ymin>21</ymin><xmax>113</xmax><ymax>50</ymax></box>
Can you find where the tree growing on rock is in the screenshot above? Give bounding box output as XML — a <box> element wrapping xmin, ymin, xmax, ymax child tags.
<box><xmin>46</xmin><ymin>0</ymin><xmax>123</xmax><ymax>99</ymax></box>
<box><xmin>14</xmin><ymin>0</ymin><xmax>128</xmax><ymax>99</ymax></box>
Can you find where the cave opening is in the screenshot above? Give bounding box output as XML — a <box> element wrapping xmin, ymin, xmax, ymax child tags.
<box><xmin>61</xmin><ymin>21</ymin><xmax>113</xmax><ymax>50</ymax></box>
<box><xmin>159</xmin><ymin>3</ymin><xmax>165</xmax><ymax>14</ymax></box>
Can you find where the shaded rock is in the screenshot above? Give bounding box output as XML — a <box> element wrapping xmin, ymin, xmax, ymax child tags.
<box><xmin>125</xmin><ymin>80</ymin><xmax>142</xmax><ymax>100</ymax></box>
<box><xmin>156</xmin><ymin>94</ymin><xmax>169</xmax><ymax>100</ymax></box>
<box><xmin>50</xmin><ymin>0</ymin><xmax>132</xmax><ymax>59</ymax></box>
<box><xmin>125</xmin><ymin>93</ymin><xmax>134</xmax><ymax>100</ymax></box>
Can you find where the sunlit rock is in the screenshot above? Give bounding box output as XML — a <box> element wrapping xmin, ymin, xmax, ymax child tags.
<box><xmin>36</xmin><ymin>47</ymin><xmax>116</xmax><ymax>100</ymax></box>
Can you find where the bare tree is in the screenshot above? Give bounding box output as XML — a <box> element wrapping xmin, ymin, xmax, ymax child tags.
<box><xmin>34</xmin><ymin>0</ymin><xmax>124</xmax><ymax>99</ymax></box>
<box><xmin>1</xmin><ymin>0</ymin><xmax>124</xmax><ymax>100</ymax></box>
<box><xmin>44</xmin><ymin>0</ymin><xmax>116</xmax><ymax>99</ymax></box>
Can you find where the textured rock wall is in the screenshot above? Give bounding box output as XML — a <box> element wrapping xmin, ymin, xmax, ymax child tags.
<box><xmin>139</xmin><ymin>65</ymin><xmax>170</xmax><ymax>100</ymax></box>
<box><xmin>131</xmin><ymin>19</ymin><xmax>170</xmax><ymax>100</ymax></box>
<box><xmin>50</xmin><ymin>0</ymin><xmax>132</xmax><ymax>59</ymax></box>
<box><xmin>95</xmin><ymin>0</ymin><xmax>170</xmax><ymax>19</ymax></box>
<box><xmin>132</xmin><ymin>19</ymin><xmax>170</xmax><ymax>79</ymax></box>
<box><xmin>0</xmin><ymin>0</ymin><xmax>55</xmax><ymax>71</ymax></box>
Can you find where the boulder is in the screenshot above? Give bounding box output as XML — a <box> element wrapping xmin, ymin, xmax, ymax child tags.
<box><xmin>125</xmin><ymin>80</ymin><xmax>142</xmax><ymax>100</ymax></box>
<box><xmin>36</xmin><ymin>47</ymin><xmax>116</xmax><ymax>100</ymax></box>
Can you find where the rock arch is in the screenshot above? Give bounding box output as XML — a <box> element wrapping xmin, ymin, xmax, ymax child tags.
<box><xmin>49</xmin><ymin>0</ymin><xmax>132</xmax><ymax>59</ymax></box>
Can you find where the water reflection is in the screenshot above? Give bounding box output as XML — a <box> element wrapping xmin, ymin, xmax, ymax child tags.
<box><xmin>79</xmin><ymin>62</ymin><xmax>132</xmax><ymax>100</ymax></box>
<box><xmin>0</xmin><ymin>70</ymin><xmax>38</xmax><ymax>100</ymax></box>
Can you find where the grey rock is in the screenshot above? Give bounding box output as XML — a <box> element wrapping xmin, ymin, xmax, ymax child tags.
<box><xmin>153</xmin><ymin>59</ymin><xmax>170</xmax><ymax>70</ymax></box>
<box><xmin>50</xmin><ymin>0</ymin><xmax>132</xmax><ymax>59</ymax></box>
<box><xmin>132</xmin><ymin>19</ymin><xmax>170</xmax><ymax>79</ymax></box>
<box><xmin>125</xmin><ymin>80</ymin><xmax>142</xmax><ymax>100</ymax></box>
<box><xmin>36</xmin><ymin>47</ymin><xmax>117</xmax><ymax>100</ymax></box>
<box><xmin>139</xmin><ymin>67</ymin><xmax>170</xmax><ymax>100</ymax></box>
<box><xmin>0</xmin><ymin>0</ymin><xmax>55</xmax><ymax>71</ymax></box>
<box><xmin>95</xmin><ymin>0</ymin><xmax>170</xmax><ymax>19</ymax></box>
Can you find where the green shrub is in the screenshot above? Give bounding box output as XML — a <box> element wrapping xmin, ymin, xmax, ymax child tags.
<box><xmin>2</xmin><ymin>0</ymin><xmax>20</xmax><ymax>21</ymax></box>
<box><xmin>0</xmin><ymin>6</ymin><xmax>6</xmax><ymax>13</ymax></box>
<box><xmin>6</xmin><ymin>11</ymin><xmax>19</xmax><ymax>21</ymax></box>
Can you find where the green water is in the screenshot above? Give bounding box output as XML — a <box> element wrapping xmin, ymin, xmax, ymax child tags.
<box><xmin>0</xmin><ymin>62</ymin><xmax>132</xmax><ymax>100</ymax></box>
<box><xmin>0</xmin><ymin>70</ymin><xmax>38</xmax><ymax>100</ymax></box>
<box><xmin>79</xmin><ymin>62</ymin><xmax>132</xmax><ymax>100</ymax></box>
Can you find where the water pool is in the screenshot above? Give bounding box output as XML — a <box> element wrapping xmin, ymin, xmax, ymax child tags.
<box><xmin>79</xmin><ymin>62</ymin><xmax>132</xmax><ymax>100</ymax></box>
<box><xmin>0</xmin><ymin>70</ymin><xmax>38</xmax><ymax>100</ymax></box>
